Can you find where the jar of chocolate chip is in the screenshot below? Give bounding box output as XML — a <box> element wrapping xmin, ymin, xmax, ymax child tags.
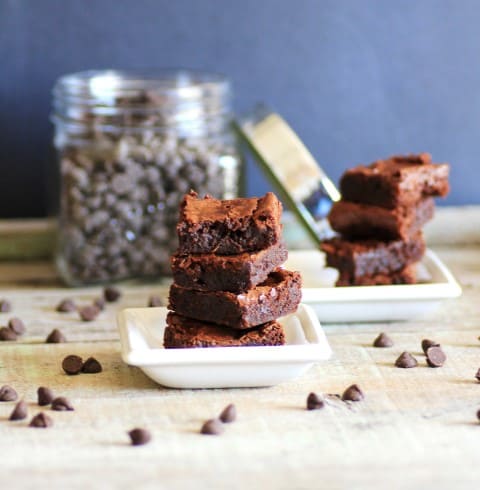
<box><xmin>51</xmin><ymin>70</ymin><xmax>241</xmax><ymax>285</ymax></box>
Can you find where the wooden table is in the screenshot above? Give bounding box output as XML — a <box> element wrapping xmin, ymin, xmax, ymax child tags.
<box><xmin>1</xmin><ymin>208</ymin><xmax>479</xmax><ymax>490</ymax></box>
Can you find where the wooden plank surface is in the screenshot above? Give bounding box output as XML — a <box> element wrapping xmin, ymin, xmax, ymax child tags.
<box><xmin>0</xmin><ymin>245</ymin><xmax>480</xmax><ymax>488</ymax></box>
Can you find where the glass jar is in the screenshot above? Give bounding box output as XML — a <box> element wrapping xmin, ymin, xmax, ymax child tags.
<box><xmin>51</xmin><ymin>70</ymin><xmax>241</xmax><ymax>285</ymax></box>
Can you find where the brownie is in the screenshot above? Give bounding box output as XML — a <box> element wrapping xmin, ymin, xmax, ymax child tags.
<box><xmin>163</xmin><ymin>312</ymin><xmax>285</xmax><ymax>348</ymax></box>
<box><xmin>176</xmin><ymin>191</ymin><xmax>283</xmax><ymax>255</ymax></box>
<box><xmin>171</xmin><ymin>241</ymin><xmax>288</xmax><ymax>293</ymax></box>
<box><xmin>340</xmin><ymin>153</ymin><xmax>450</xmax><ymax>209</ymax></box>
<box><xmin>328</xmin><ymin>197</ymin><xmax>434</xmax><ymax>240</ymax></box>
<box><xmin>320</xmin><ymin>232</ymin><xmax>425</xmax><ymax>281</ymax></box>
<box><xmin>336</xmin><ymin>263</ymin><xmax>417</xmax><ymax>286</ymax></box>
<box><xmin>168</xmin><ymin>268</ymin><xmax>302</xmax><ymax>329</ymax></box>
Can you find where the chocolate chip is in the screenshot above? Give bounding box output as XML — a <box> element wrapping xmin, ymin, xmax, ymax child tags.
<box><xmin>93</xmin><ymin>297</ymin><xmax>106</xmax><ymax>311</ymax></box>
<box><xmin>475</xmin><ymin>368</ymin><xmax>480</xmax><ymax>382</ymax></box>
<box><xmin>373</xmin><ymin>332</ymin><xmax>393</xmax><ymax>348</ymax></box>
<box><xmin>62</xmin><ymin>355</ymin><xmax>83</xmax><ymax>375</ymax></box>
<box><xmin>56</xmin><ymin>299</ymin><xmax>76</xmax><ymax>313</ymax></box>
<box><xmin>148</xmin><ymin>295</ymin><xmax>163</xmax><ymax>307</ymax></box>
<box><xmin>0</xmin><ymin>299</ymin><xmax>12</xmax><ymax>312</ymax></box>
<box><xmin>306</xmin><ymin>392</ymin><xmax>325</xmax><ymax>410</ymax></box>
<box><xmin>341</xmin><ymin>384</ymin><xmax>364</xmax><ymax>402</ymax></box>
<box><xmin>46</xmin><ymin>328</ymin><xmax>66</xmax><ymax>344</ymax></box>
<box><xmin>426</xmin><ymin>346</ymin><xmax>446</xmax><ymax>368</ymax></box>
<box><xmin>0</xmin><ymin>385</ymin><xmax>18</xmax><ymax>401</ymax></box>
<box><xmin>219</xmin><ymin>403</ymin><xmax>237</xmax><ymax>423</ymax></box>
<box><xmin>395</xmin><ymin>351</ymin><xmax>418</xmax><ymax>368</ymax></box>
<box><xmin>200</xmin><ymin>418</ymin><xmax>224</xmax><ymax>435</ymax></box>
<box><xmin>128</xmin><ymin>428</ymin><xmax>151</xmax><ymax>446</ymax></box>
<box><xmin>104</xmin><ymin>286</ymin><xmax>121</xmax><ymax>302</ymax></box>
<box><xmin>29</xmin><ymin>412</ymin><xmax>53</xmax><ymax>428</ymax></box>
<box><xmin>51</xmin><ymin>396</ymin><xmax>74</xmax><ymax>411</ymax></box>
<box><xmin>0</xmin><ymin>326</ymin><xmax>17</xmax><ymax>341</ymax></box>
<box><xmin>477</xmin><ymin>409</ymin><xmax>480</xmax><ymax>422</ymax></box>
<box><xmin>8</xmin><ymin>317</ymin><xmax>25</xmax><ymax>335</ymax></box>
<box><xmin>78</xmin><ymin>305</ymin><xmax>99</xmax><ymax>322</ymax></box>
<box><xmin>37</xmin><ymin>387</ymin><xmax>55</xmax><ymax>406</ymax></box>
<box><xmin>82</xmin><ymin>357</ymin><xmax>102</xmax><ymax>374</ymax></box>
<box><xmin>9</xmin><ymin>400</ymin><xmax>28</xmax><ymax>421</ymax></box>
<box><xmin>421</xmin><ymin>339</ymin><xmax>440</xmax><ymax>354</ymax></box>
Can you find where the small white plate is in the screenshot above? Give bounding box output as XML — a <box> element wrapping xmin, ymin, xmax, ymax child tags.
<box><xmin>117</xmin><ymin>304</ymin><xmax>332</xmax><ymax>389</ymax></box>
<box><xmin>284</xmin><ymin>249</ymin><xmax>462</xmax><ymax>323</ymax></box>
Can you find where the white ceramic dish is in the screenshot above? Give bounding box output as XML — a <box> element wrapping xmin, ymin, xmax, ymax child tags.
<box><xmin>284</xmin><ymin>249</ymin><xmax>462</xmax><ymax>323</ymax></box>
<box><xmin>117</xmin><ymin>303</ymin><xmax>332</xmax><ymax>389</ymax></box>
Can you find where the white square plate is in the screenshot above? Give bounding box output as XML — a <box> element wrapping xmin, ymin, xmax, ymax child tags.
<box><xmin>284</xmin><ymin>249</ymin><xmax>462</xmax><ymax>323</ymax></box>
<box><xmin>117</xmin><ymin>303</ymin><xmax>332</xmax><ymax>389</ymax></box>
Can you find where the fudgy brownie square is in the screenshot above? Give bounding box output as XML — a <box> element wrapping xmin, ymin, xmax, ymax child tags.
<box><xmin>176</xmin><ymin>191</ymin><xmax>283</xmax><ymax>255</ymax></box>
<box><xmin>340</xmin><ymin>153</ymin><xmax>450</xmax><ymax>209</ymax></box>
<box><xmin>163</xmin><ymin>312</ymin><xmax>285</xmax><ymax>348</ymax></box>
<box><xmin>320</xmin><ymin>232</ymin><xmax>425</xmax><ymax>281</ymax></box>
<box><xmin>328</xmin><ymin>197</ymin><xmax>434</xmax><ymax>240</ymax></box>
<box><xmin>336</xmin><ymin>263</ymin><xmax>418</xmax><ymax>286</ymax></box>
<box><xmin>171</xmin><ymin>241</ymin><xmax>288</xmax><ymax>293</ymax></box>
<box><xmin>168</xmin><ymin>268</ymin><xmax>302</xmax><ymax>329</ymax></box>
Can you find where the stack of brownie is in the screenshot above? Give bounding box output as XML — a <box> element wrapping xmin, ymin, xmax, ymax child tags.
<box><xmin>163</xmin><ymin>191</ymin><xmax>302</xmax><ymax>348</ymax></box>
<box><xmin>321</xmin><ymin>154</ymin><xmax>450</xmax><ymax>286</ymax></box>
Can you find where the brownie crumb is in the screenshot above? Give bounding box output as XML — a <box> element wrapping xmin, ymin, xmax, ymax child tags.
<box><xmin>426</xmin><ymin>346</ymin><xmax>446</xmax><ymax>368</ymax></box>
<box><xmin>0</xmin><ymin>385</ymin><xmax>18</xmax><ymax>401</ymax></box>
<box><xmin>46</xmin><ymin>329</ymin><xmax>66</xmax><ymax>344</ymax></box>
<box><xmin>56</xmin><ymin>299</ymin><xmax>76</xmax><ymax>313</ymax></box>
<box><xmin>0</xmin><ymin>299</ymin><xmax>12</xmax><ymax>312</ymax></box>
<box><xmin>104</xmin><ymin>286</ymin><xmax>121</xmax><ymax>303</ymax></box>
<box><xmin>37</xmin><ymin>387</ymin><xmax>55</xmax><ymax>406</ymax></box>
<box><xmin>219</xmin><ymin>404</ymin><xmax>237</xmax><ymax>423</ymax></box>
<box><xmin>477</xmin><ymin>409</ymin><xmax>480</xmax><ymax>422</ymax></box>
<box><xmin>82</xmin><ymin>357</ymin><xmax>102</xmax><ymax>374</ymax></box>
<box><xmin>8</xmin><ymin>317</ymin><xmax>26</xmax><ymax>335</ymax></box>
<box><xmin>475</xmin><ymin>368</ymin><xmax>480</xmax><ymax>382</ymax></box>
<box><xmin>78</xmin><ymin>305</ymin><xmax>100</xmax><ymax>322</ymax></box>
<box><xmin>373</xmin><ymin>332</ymin><xmax>393</xmax><ymax>348</ymax></box>
<box><xmin>395</xmin><ymin>351</ymin><xmax>418</xmax><ymax>368</ymax></box>
<box><xmin>148</xmin><ymin>295</ymin><xmax>164</xmax><ymax>307</ymax></box>
<box><xmin>51</xmin><ymin>396</ymin><xmax>74</xmax><ymax>411</ymax></box>
<box><xmin>62</xmin><ymin>355</ymin><xmax>83</xmax><ymax>375</ymax></box>
<box><xmin>0</xmin><ymin>327</ymin><xmax>17</xmax><ymax>341</ymax></box>
<box><xmin>200</xmin><ymin>418</ymin><xmax>224</xmax><ymax>435</ymax></box>
<box><xmin>341</xmin><ymin>384</ymin><xmax>364</xmax><ymax>402</ymax></box>
<box><xmin>421</xmin><ymin>339</ymin><xmax>440</xmax><ymax>354</ymax></box>
<box><xmin>306</xmin><ymin>392</ymin><xmax>325</xmax><ymax>410</ymax></box>
<box><xmin>93</xmin><ymin>297</ymin><xmax>106</xmax><ymax>311</ymax></box>
<box><xmin>9</xmin><ymin>400</ymin><xmax>28</xmax><ymax>421</ymax></box>
<box><xmin>29</xmin><ymin>412</ymin><xmax>53</xmax><ymax>428</ymax></box>
<box><xmin>128</xmin><ymin>428</ymin><xmax>151</xmax><ymax>446</ymax></box>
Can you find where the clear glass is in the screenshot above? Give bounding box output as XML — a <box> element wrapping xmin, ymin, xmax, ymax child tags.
<box><xmin>52</xmin><ymin>70</ymin><xmax>241</xmax><ymax>285</ymax></box>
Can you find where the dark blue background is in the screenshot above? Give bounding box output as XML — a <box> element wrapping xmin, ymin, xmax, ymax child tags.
<box><xmin>1</xmin><ymin>0</ymin><xmax>479</xmax><ymax>217</ymax></box>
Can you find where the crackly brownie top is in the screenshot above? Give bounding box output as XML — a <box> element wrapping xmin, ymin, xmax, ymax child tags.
<box><xmin>179</xmin><ymin>191</ymin><xmax>281</xmax><ymax>226</ymax></box>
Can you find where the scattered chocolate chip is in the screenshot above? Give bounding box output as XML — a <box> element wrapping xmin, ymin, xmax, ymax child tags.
<box><xmin>93</xmin><ymin>297</ymin><xmax>106</xmax><ymax>311</ymax></box>
<box><xmin>9</xmin><ymin>400</ymin><xmax>28</xmax><ymax>421</ymax></box>
<box><xmin>128</xmin><ymin>428</ymin><xmax>151</xmax><ymax>446</ymax></box>
<box><xmin>373</xmin><ymin>332</ymin><xmax>393</xmax><ymax>348</ymax></box>
<box><xmin>82</xmin><ymin>357</ymin><xmax>102</xmax><ymax>374</ymax></box>
<box><xmin>62</xmin><ymin>355</ymin><xmax>83</xmax><ymax>375</ymax></box>
<box><xmin>426</xmin><ymin>346</ymin><xmax>446</xmax><ymax>368</ymax></box>
<box><xmin>475</xmin><ymin>368</ymin><xmax>480</xmax><ymax>382</ymax></box>
<box><xmin>0</xmin><ymin>326</ymin><xmax>17</xmax><ymax>341</ymax></box>
<box><xmin>421</xmin><ymin>339</ymin><xmax>440</xmax><ymax>354</ymax></box>
<box><xmin>8</xmin><ymin>317</ymin><xmax>26</xmax><ymax>335</ymax></box>
<box><xmin>219</xmin><ymin>403</ymin><xmax>237</xmax><ymax>422</ymax></box>
<box><xmin>0</xmin><ymin>385</ymin><xmax>18</xmax><ymax>401</ymax></box>
<box><xmin>104</xmin><ymin>286</ymin><xmax>121</xmax><ymax>302</ymax></box>
<box><xmin>37</xmin><ymin>387</ymin><xmax>55</xmax><ymax>406</ymax></box>
<box><xmin>51</xmin><ymin>396</ymin><xmax>74</xmax><ymax>411</ymax></box>
<box><xmin>306</xmin><ymin>392</ymin><xmax>325</xmax><ymax>410</ymax></box>
<box><xmin>148</xmin><ymin>295</ymin><xmax>163</xmax><ymax>307</ymax></box>
<box><xmin>78</xmin><ymin>305</ymin><xmax>99</xmax><ymax>322</ymax></box>
<box><xmin>395</xmin><ymin>351</ymin><xmax>418</xmax><ymax>368</ymax></box>
<box><xmin>341</xmin><ymin>384</ymin><xmax>364</xmax><ymax>402</ymax></box>
<box><xmin>0</xmin><ymin>299</ymin><xmax>12</xmax><ymax>312</ymax></box>
<box><xmin>56</xmin><ymin>299</ymin><xmax>76</xmax><ymax>313</ymax></box>
<box><xmin>29</xmin><ymin>412</ymin><xmax>53</xmax><ymax>428</ymax></box>
<box><xmin>46</xmin><ymin>328</ymin><xmax>66</xmax><ymax>344</ymax></box>
<box><xmin>200</xmin><ymin>418</ymin><xmax>224</xmax><ymax>435</ymax></box>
